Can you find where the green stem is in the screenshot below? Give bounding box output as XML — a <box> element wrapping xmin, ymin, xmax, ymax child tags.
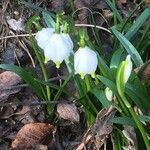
<box><xmin>84</xmin><ymin>76</ymin><xmax>91</xmax><ymax>91</ymax></box>
<box><xmin>55</xmin><ymin>14</ymin><xmax>60</xmax><ymax>34</ymax></box>
<box><xmin>30</xmin><ymin>36</ymin><xmax>51</xmax><ymax>110</ymax></box>
<box><xmin>117</xmin><ymin>96</ymin><xmax>130</xmax><ymax>116</ymax></box>
<box><xmin>112</xmin><ymin>0</ymin><xmax>117</xmax><ymax>25</ymax></box>
<box><xmin>27</xmin><ymin>16</ymin><xmax>51</xmax><ymax>113</ymax></box>
<box><xmin>121</xmin><ymin>93</ymin><xmax>150</xmax><ymax>149</ymax></box>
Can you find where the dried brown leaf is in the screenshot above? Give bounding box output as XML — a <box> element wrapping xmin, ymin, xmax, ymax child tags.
<box><xmin>134</xmin><ymin>63</ymin><xmax>150</xmax><ymax>84</ymax></box>
<box><xmin>0</xmin><ymin>71</ymin><xmax>22</xmax><ymax>102</ymax></box>
<box><xmin>57</xmin><ymin>103</ymin><xmax>80</xmax><ymax>123</ymax></box>
<box><xmin>123</xmin><ymin>125</ymin><xmax>137</xmax><ymax>150</ymax></box>
<box><xmin>77</xmin><ymin>107</ymin><xmax>116</xmax><ymax>150</ymax></box>
<box><xmin>11</xmin><ymin>123</ymin><xmax>54</xmax><ymax>149</ymax></box>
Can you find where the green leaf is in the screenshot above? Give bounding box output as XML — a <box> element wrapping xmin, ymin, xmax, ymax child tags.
<box><xmin>125</xmin><ymin>8</ymin><xmax>150</xmax><ymax>40</ymax></box>
<box><xmin>97</xmin><ymin>53</ymin><xmax>112</xmax><ymax>79</ymax></box>
<box><xmin>90</xmin><ymin>88</ymin><xmax>110</xmax><ymax>108</ymax></box>
<box><xmin>139</xmin><ymin>115</ymin><xmax>150</xmax><ymax>123</ymax></box>
<box><xmin>0</xmin><ymin>64</ymin><xmax>46</xmax><ymax>99</ymax></box>
<box><xmin>111</xmin><ymin>27</ymin><xmax>143</xmax><ymax>67</ymax></box>
<box><xmin>111</xmin><ymin>115</ymin><xmax>150</xmax><ymax>127</ymax></box>
<box><xmin>97</xmin><ymin>75</ymin><xmax>118</xmax><ymax>95</ymax></box>
<box><xmin>110</xmin><ymin>116</ymin><xmax>136</xmax><ymax>126</ymax></box>
<box><xmin>42</xmin><ymin>11</ymin><xmax>56</xmax><ymax>28</ymax></box>
<box><xmin>126</xmin><ymin>83</ymin><xmax>150</xmax><ymax>111</ymax></box>
<box><xmin>105</xmin><ymin>0</ymin><xmax>123</xmax><ymax>23</ymax></box>
<box><xmin>110</xmin><ymin>49</ymin><xmax>124</xmax><ymax>69</ymax></box>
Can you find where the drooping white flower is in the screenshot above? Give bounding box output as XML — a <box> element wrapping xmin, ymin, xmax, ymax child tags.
<box><xmin>35</xmin><ymin>28</ymin><xmax>54</xmax><ymax>49</ymax></box>
<box><xmin>74</xmin><ymin>46</ymin><xmax>98</xmax><ymax>79</ymax></box>
<box><xmin>61</xmin><ymin>33</ymin><xmax>74</xmax><ymax>54</ymax></box>
<box><xmin>124</xmin><ymin>55</ymin><xmax>132</xmax><ymax>83</ymax></box>
<box><xmin>44</xmin><ymin>33</ymin><xmax>73</xmax><ymax>68</ymax></box>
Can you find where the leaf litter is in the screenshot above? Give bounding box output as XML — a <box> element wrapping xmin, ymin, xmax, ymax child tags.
<box><xmin>0</xmin><ymin>0</ymin><xmax>148</xmax><ymax>149</ymax></box>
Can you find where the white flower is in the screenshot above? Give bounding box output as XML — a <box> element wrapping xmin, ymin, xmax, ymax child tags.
<box><xmin>61</xmin><ymin>33</ymin><xmax>74</xmax><ymax>54</ymax></box>
<box><xmin>124</xmin><ymin>55</ymin><xmax>132</xmax><ymax>83</ymax></box>
<box><xmin>44</xmin><ymin>33</ymin><xmax>73</xmax><ymax>68</ymax></box>
<box><xmin>35</xmin><ymin>28</ymin><xmax>54</xmax><ymax>49</ymax></box>
<box><xmin>74</xmin><ymin>46</ymin><xmax>98</xmax><ymax>79</ymax></box>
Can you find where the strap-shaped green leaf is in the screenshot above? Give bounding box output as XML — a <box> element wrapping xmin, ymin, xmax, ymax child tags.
<box><xmin>125</xmin><ymin>8</ymin><xmax>150</xmax><ymax>40</ymax></box>
<box><xmin>111</xmin><ymin>27</ymin><xmax>143</xmax><ymax>67</ymax></box>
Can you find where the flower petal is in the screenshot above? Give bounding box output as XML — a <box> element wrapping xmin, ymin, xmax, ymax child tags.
<box><xmin>44</xmin><ymin>34</ymin><xmax>72</xmax><ymax>66</ymax></box>
<box><xmin>35</xmin><ymin>28</ymin><xmax>54</xmax><ymax>49</ymax></box>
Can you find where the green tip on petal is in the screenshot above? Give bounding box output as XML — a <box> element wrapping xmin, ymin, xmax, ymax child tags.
<box><xmin>44</xmin><ymin>57</ymin><xmax>49</xmax><ymax>64</ymax></box>
<box><xmin>55</xmin><ymin>61</ymin><xmax>61</xmax><ymax>69</ymax></box>
<box><xmin>80</xmin><ymin>73</ymin><xmax>85</xmax><ymax>79</ymax></box>
<box><xmin>91</xmin><ymin>72</ymin><xmax>96</xmax><ymax>78</ymax></box>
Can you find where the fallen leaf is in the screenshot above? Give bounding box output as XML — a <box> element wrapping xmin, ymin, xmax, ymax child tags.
<box><xmin>76</xmin><ymin>106</ymin><xmax>116</xmax><ymax>150</ymax></box>
<box><xmin>0</xmin><ymin>106</ymin><xmax>31</xmax><ymax>119</ymax></box>
<box><xmin>11</xmin><ymin>123</ymin><xmax>54</xmax><ymax>149</ymax></box>
<box><xmin>0</xmin><ymin>71</ymin><xmax>22</xmax><ymax>102</ymax></box>
<box><xmin>122</xmin><ymin>125</ymin><xmax>137</xmax><ymax>150</ymax></box>
<box><xmin>57</xmin><ymin>103</ymin><xmax>80</xmax><ymax>123</ymax></box>
<box><xmin>134</xmin><ymin>63</ymin><xmax>150</xmax><ymax>84</ymax></box>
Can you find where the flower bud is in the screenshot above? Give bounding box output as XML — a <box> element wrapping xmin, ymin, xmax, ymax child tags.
<box><xmin>124</xmin><ymin>55</ymin><xmax>132</xmax><ymax>83</ymax></box>
<box><xmin>105</xmin><ymin>87</ymin><xmax>113</xmax><ymax>101</ymax></box>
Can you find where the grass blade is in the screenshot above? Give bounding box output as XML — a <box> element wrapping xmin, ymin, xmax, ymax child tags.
<box><xmin>97</xmin><ymin>75</ymin><xmax>118</xmax><ymax>95</ymax></box>
<box><xmin>97</xmin><ymin>53</ymin><xmax>112</xmax><ymax>78</ymax></box>
<box><xmin>90</xmin><ymin>88</ymin><xmax>110</xmax><ymax>108</ymax></box>
<box><xmin>105</xmin><ymin>0</ymin><xmax>123</xmax><ymax>23</ymax></box>
<box><xmin>110</xmin><ymin>116</ymin><xmax>136</xmax><ymax>126</ymax></box>
<box><xmin>42</xmin><ymin>11</ymin><xmax>56</xmax><ymax>28</ymax></box>
<box><xmin>110</xmin><ymin>49</ymin><xmax>124</xmax><ymax>69</ymax></box>
<box><xmin>125</xmin><ymin>8</ymin><xmax>150</xmax><ymax>40</ymax></box>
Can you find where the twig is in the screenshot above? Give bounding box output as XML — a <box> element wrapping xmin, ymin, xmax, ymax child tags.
<box><xmin>75</xmin><ymin>24</ymin><xmax>111</xmax><ymax>33</ymax></box>
<box><xmin>0</xmin><ymin>33</ymin><xmax>36</xmax><ymax>40</ymax></box>
<box><xmin>0</xmin><ymin>101</ymin><xmax>59</xmax><ymax>107</ymax></box>
<box><xmin>0</xmin><ymin>23</ymin><xmax>111</xmax><ymax>41</ymax></box>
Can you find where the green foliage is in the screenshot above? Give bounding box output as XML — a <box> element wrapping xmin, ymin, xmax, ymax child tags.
<box><xmin>0</xmin><ymin>2</ymin><xmax>149</xmax><ymax>148</ymax></box>
<box><xmin>111</xmin><ymin>27</ymin><xmax>143</xmax><ymax>67</ymax></box>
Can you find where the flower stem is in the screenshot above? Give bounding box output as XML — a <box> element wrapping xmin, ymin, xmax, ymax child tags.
<box><xmin>27</xmin><ymin>16</ymin><xmax>52</xmax><ymax>114</ymax></box>
<box><xmin>55</xmin><ymin>14</ymin><xmax>61</xmax><ymax>34</ymax></box>
<box><xmin>84</xmin><ymin>76</ymin><xmax>91</xmax><ymax>91</ymax></box>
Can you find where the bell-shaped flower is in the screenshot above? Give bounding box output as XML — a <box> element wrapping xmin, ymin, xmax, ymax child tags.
<box><xmin>35</xmin><ymin>28</ymin><xmax>54</xmax><ymax>49</ymax></box>
<box><xmin>44</xmin><ymin>33</ymin><xmax>73</xmax><ymax>68</ymax></box>
<box><xmin>61</xmin><ymin>33</ymin><xmax>74</xmax><ymax>54</ymax></box>
<box><xmin>74</xmin><ymin>46</ymin><xmax>98</xmax><ymax>79</ymax></box>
